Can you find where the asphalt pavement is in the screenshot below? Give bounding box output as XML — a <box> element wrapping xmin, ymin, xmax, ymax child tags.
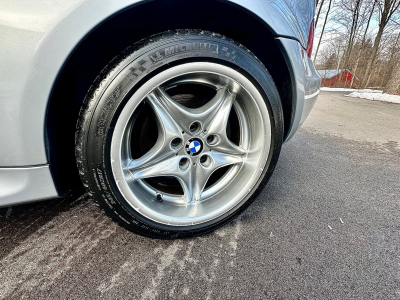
<box><xmin>1</xmin><ymin>91</ymin><xmax>399</xmax><ymax>299</ymax></box>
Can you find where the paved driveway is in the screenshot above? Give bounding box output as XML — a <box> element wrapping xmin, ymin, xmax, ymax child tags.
<box><xmin>1</xmin><ymin>91</ymin><xmax>399</xmax><ymax>299</ymax></box>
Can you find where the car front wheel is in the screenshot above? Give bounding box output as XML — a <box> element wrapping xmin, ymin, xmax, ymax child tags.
<box><xmin>75</xmin><ymin>30</ymin><xmax>283</xmax><ymax>238</ymax></box>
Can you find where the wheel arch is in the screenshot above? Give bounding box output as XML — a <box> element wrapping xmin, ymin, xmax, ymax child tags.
<box><xmin>45</xmin><ymin>0</ymin><xmax>295</xmax><ymax>195</ymax></box>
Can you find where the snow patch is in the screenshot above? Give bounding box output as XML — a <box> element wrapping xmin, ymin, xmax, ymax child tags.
<box><xmin>321</xmin><ymin>87</ymin><xmax>383</xmax><ymax>93</ymax></box>
<box><xmin>345</xmin><ymin>92</ymin><xmax>400</xmax><ymax>104</ymax></box>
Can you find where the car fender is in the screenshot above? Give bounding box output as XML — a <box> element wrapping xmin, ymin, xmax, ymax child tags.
<box><xmin>0</xmin><ymin>0</ymin><xmax>314</xmax><ymax>166</ymax></box>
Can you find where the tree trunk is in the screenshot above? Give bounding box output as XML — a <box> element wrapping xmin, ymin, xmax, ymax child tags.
<box><xmin>350</xmin><ymin>1</ymin><xmax>375</xmax><ymax>88</ymax></box>
<box><xmin>313</xmin><ymin>0</ymin><xmax>333</xmax><ymax>63</ymax></box>
<box><xmin>381</xmin><ymin>32</ymin><xmax>400</xmax><ymax>88</ymax></box>
<box><xmin>338</xmin><ymin>0</ymin><xmax>362</xmax><ymax>84</ymax></box>
<box><xmin>362</xmin><ymin>26</ymin><xmax>384</xmax><ymax>88</ymax></box>
<box><xmin>315</xmin><ymin>0</ymin><xmax>326</xmax><ymax>27</ymax></box>
<box><xmin>385</xmin><ymin>61</ymin><xmax>400</xmax><ymax>95</ymax></box>
<box><xmin>384</xmin><ymin>33</ymin><xmax>400</xmax><ymax>94</ymax></box>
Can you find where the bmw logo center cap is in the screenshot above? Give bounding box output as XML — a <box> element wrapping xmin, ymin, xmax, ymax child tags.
<box><xmin>185</xmin><ymin>138</ymin><xmax>203</xmax><ymax>156</ymax></box>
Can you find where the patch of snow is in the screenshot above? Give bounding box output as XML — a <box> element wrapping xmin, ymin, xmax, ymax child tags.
<box><xmin>345</xmin><ymin>92</ymin><xmax>400</xmax><ymax>104</ymax></box>
<box><xmin>321</xmin><ymin>87</ymin><xmax>383</xmax><ymax>93</ymax></box>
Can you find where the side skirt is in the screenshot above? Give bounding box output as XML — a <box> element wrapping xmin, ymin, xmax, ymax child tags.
<box><xmin>0</xmin><ymin>165</ymin><xmax>59</xmax><ymax>207</ymax></box>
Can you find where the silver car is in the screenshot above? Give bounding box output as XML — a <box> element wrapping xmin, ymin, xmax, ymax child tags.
<box><xmin>0</xmin><ymin>0</ymin><xmax>320</xmax><ymax>238</ymax></box>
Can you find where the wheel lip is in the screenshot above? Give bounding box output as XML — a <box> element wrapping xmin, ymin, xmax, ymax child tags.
<box><xmin>110</xmin><ymin>62</ymin><xmax>271</xmax><ymax>226</ymax></box>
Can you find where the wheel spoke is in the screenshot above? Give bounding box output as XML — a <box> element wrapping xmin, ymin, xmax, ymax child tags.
<box><xmin>204</xmin><ymin>89</ymin><xmax>246</xmax><ymax>155</ymax></box>
<box><xmin>146</xmin><ymin>88</ymin><xmax>183</xmax><ymax>139</ymax></box>
<box><xmin>126</xmin><ymin>139</ymin><xmax>176</xmax><ymax>170</ymax></box>
<box><xmin>189</xmin><ymin>163</ymin><xmax>210</xmax><ymax>202</ymax></box>
<box><xmin>129</xmin><ymin>155</ymin><xmax>186</xmax><ymax>180</ymax></box>
<box><xmin>177</xmin><ymin>170</ymin><xmax>196</xmax><ymax>203</ymax></box>
<box><xmin>148</xmin><ymin>86</ymin><xmax>233</xmax><ymax>135</ymax></box>
<box><xmin>204</xmin><ymin>87</ymin><xmax>234</xmax><ymax>131</ymax></box>
<box><xmin>147</xmin><ymin>87</ymin><xmax>195</xmax><ymax>133</ymax></box>
<box><xmin>190</xmin><ymin>87</ymin><xmax>230</xmax><ymax>124</ymax></box>
<box><xmin>210</xmin><ymin>137</ymin><xmax>246</xmax><ymax>155</ymax></box>
<box><xmin>127</xmin><ymin>89</ymin><xmax>185</xmax><ymax>170</ymax></box>
<box><xmin>128</xmin><ymin>154</ymin><xmax>197</xmax><ymax>203</ymax></box>
<box><xmin>186</xmin><ymin>152</ymin><xmax>244</xmax><ymax>202</ymax></box>
<box><xmin>128</xmin><ymin>152</ymin><xmax>243</xmax><ymax>204</ymax></box>
<box><xmin>207</xmin><ymin>151</ymin><xmax>244</xmax><ymax>168</ymax></box>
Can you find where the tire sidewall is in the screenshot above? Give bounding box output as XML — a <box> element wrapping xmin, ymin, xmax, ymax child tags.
<box><xmin>81</xmin><ymin>31</ymin><xmax>283</xmax><ymax>239</ymax></box>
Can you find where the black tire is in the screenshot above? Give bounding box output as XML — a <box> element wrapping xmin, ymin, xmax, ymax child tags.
<box><xmin>75</xmin><ymin>30</ymin><xmax>283</xmax><ymax>239</ymax></box>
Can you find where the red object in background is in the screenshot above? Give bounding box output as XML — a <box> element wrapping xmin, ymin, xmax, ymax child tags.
<box><xmin>306</xmin><ymin>19</ymin><xmax>314</xmax><ymax>58</ymax></box>
<box><xmin>318</xmin><ymin>69</ymin><xmax>357</xmax><ymax>87</ymax></box>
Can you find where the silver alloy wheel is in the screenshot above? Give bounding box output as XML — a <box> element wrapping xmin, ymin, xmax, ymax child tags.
<box><xmin>110</xmin><ymin>62</ymin><xmax>271</xmax><ymax>226</ymax></box>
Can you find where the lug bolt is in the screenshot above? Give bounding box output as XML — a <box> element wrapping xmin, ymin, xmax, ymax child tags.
<box><xmin>171</xmin><ymin>137</ymin><xmax>182</xmax><ymax>148</ymax></box>
<box><xmin>156</xmin><ymin>193</ymin><xmax>163</xmax><ymax>202</ymax></box>
<box><xmin>189</xmin><ymin>121</ymin><xmax>201</xmax><ymax>133</ymax></box>
<box><xmin>207</xmin><ymin>134</ymin><xmax>218</xmax><ymax>145</ymax></box>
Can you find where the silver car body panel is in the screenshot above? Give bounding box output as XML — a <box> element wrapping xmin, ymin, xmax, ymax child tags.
<box><xmin>0</xmin><ymin>0</ymin><xmax>319</xmax><ymax>206</ymax></box>
<box><xmin>271</xmin><ymin>0</ymin><xmax>315</xmax><ymax>47</ymax></box>
<box><xmin>277</xmin><ymin>38</ymin><xmax>321</xmax><ymax>141</ymax></box>
<box><xmin>0</xmin><ymin>166</ymin><xmax>58</xmax><ymax>206</ymax></box>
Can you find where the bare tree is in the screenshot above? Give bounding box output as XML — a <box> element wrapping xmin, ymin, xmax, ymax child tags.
<box><xmin>361</xmin><ymin>0</ymin><xmax>400</xmax><ymax>88</ymax></box>
<box><xmin>338</xmin><ymin>0</ymin><xmax>363</xmax><ymax>84</ymax></box>
<box><xmin>350</xmin><ymin>1</ymin><xmax>376</xmax><ymax>87</ymax></box>
<box><xmin>384</xmin><ymin>31</ymin><xmax>400</xmax><ymax>93</ymax></box>
<box><xmin>385</xmin><ymin>62</ymin><xmax>400</xmax><ymax>94</ymax></box>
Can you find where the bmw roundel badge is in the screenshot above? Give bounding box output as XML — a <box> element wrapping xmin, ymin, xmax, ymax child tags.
<box><xmin>185</xmin><ymin>138</ymin><xmax>203</xmax><ymax>156</ymax></box>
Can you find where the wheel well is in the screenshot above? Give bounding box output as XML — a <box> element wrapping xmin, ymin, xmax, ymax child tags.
<box><xmin>46</xmin><ymin>0</ymin><xmax>294</xmax><ymax>195</ymax></box>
